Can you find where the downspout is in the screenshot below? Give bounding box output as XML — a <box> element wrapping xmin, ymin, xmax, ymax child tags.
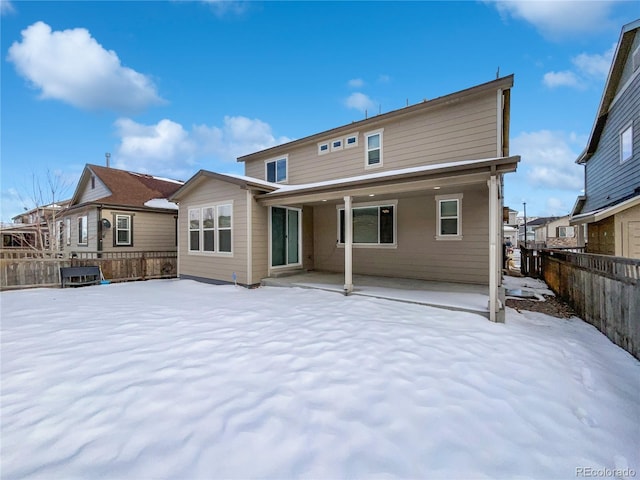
<box><xmin>343</xmin><ymin>195</ymin><xmax>353</xmax><ymax>294</ymax></box>
<box><xmin>97</xmin><ymin>205</ymin><xmax>103</xmax><ymax>257</ymax></box>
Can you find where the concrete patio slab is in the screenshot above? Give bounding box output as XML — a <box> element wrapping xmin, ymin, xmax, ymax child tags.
<box><xmin>262</xmin><ymin>271</ymin><xmax>490</xmax><ymax>318</ymax></box>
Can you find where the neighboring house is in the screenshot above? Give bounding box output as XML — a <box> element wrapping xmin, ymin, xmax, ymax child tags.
<box><xmin>503</xmin><ymin>207</ymin><xmax>519</xmax><ymax>245</ymax></box>
<box><xmin>517</xmin><ymin>216</ymin><xmax>537</xmax><ymax>246</ymax></box>
<box><xmin>171</xmin><ymin>75</ymin><xmax>520</xmax><ymax>322</ymax></box>
<box><xmin>571</xmin><ymin>20</ymin><xmax>640</xmax><ymax>259</ymax></box>
<box><xmin>2</xmin><ymin>200</ymin><xmax>70</xmax><ymax>250</ymax></box>
<box><xmin>531</xmin><ymin>216</ymin><xmax>578</xmax><ymax>249</ymax></box>
<box><xmin>59</xmin><ymin>164</ymin><xmax>183</xmax><ymax>254</ymax></box>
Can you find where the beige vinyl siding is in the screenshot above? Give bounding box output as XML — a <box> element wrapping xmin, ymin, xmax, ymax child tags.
<box><xmin>177</xmin><ymin>178</ymin><xmax>249</xmax><ymax>285</ymax></box>
<box><xmin>244</xmin><ymin>91</ymin><xmax>498</xmax><ymax>184</ymax></box>
<box><xmin>250</xmin><ymin>192</ymin><xmax>269</xmax><ymax>284</ymax></box>
<box><xmin>77</xmin><ymin>175</ymin><xmax>111</xmax><ymax>203</ymax></box>
<box><xmin>312</xmin><ymin>184</ymin><xmax>490</xmax><ymax>285</ymax></box>
<box><xmin>616</xmin><ymin>203</ymin><xmax>640</xmax><ymax>258</ymax></box>
<box><xmin>100</xmin><ymin>209</ymin><xmax>177</xmax><ymax>252</ymax></box>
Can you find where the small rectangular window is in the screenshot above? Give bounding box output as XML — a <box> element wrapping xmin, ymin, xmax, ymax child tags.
<box><xmin>78</xmin><ymin>216</ymin><xmax>88</xmax><ymax>245</ymax></box>
<box><xmin>365</xmin><ymin>131</ymin><xmax>383</xmax><ymax>167</ymax></box>
<box><xmin>318</xmin><ymin>143</ymin><xmax>329</xmax><ymax>155</ymax></box>
<box><xmin>266</xmin><ymin>157</ymin><xmax>287</xmax><ymax>183</ymax></box>
<box><xmin>621</xmin><ymin>124</ymin><xmax>633</xmax><ymax>163</ymax></box>
<box><xmin>345</xmin><ymin>134</ymin><xmax>358</xmax><ymax>148</ymax></box>
<box><xmin>65</xmin><ymin>218</ymin><xmax>71</xmax><ymax>246</ymax></box>
<box><xmin>331</xmin><ymin>139</ymin><xmax>343</xmax><ymax>152</ymax></box>
<box><xmin>189</xmin><ymin>209</ymin><xmax>200</xmax><ymax>251</ymax></box>
<box><xmin>435</xmin><ymin>194</ymin><xmax>463</xmax><ymax>240</ymax></box>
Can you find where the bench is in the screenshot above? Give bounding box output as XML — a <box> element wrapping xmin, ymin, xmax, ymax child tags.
<box><xmin>60</xmin><ymin>266</ymin><xmax>102</xmax><ymax>288</ymax></box>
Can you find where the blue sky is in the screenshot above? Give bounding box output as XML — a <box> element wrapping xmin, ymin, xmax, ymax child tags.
<box><xmin>1</xmin><ymin>1</ymin><xmax>638</xmax><ymax>222</ymax></box>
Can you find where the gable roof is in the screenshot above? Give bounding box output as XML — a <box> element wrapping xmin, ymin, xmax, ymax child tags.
<box><xmin>237</xmin><ymin>75</ymin><xmax>514</xmax><ymax>163</ymax></box>
<box><xmin>169</xmin><ymin>170</ymin><xmax>279</xmax><ymax>201</ymax></box>
<box><xmin>70</xmin><ymin>164</ymin><xmax>184</xmax><ymax>209</ymax></box>
<box><xmin>577</xmin><ymin>19</ymin><xmax>640</xmax><ymax>164</ymax></box>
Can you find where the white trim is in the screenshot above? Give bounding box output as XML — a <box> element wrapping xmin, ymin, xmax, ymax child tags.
<box><xmin>246</xmin><ymin>190</ymin><xmax>252</xmax><ymax>285</ymax></box>
<box><xmin>620</xmin><ymin>122</ymin><xmax>633</xmax><ymax>163</ymax></box>
<box><xmin>435</xmin><ymin>193</ymin><xmax>463</xmax><ymax>241</ymax></box>
<box><xmin>488</xmin><ymin>176</ymin><xmax>498</xmax><ymax>322</ymax></box>
<box><xmin>264</xmin><ymin>155</ymin><xmax>288</xmax><ymax>183</ymax></box>
<box><xmin>187</xmin><ymin>200</ymin><xmax>234</xmax><ymax>257</ymax></box>
<box><xmin>345</xmin><ymin>133</ymin><xmax>359</xmax><ymax>149</ymax></box>
<box><xmin>496</xmin><ymin>89</ymin><xmax>503</xmax><ymax>157</ymax></box>
<box><xmin>318</xmin><ymin>142</ymin><xmax>329</xmax><ymax>155</ymax></box>
<box><xmin>611</xmin><ymin>64</ymin><xmax>640</xmax><ymax>110</ymax></box>
<box><xmin>114</xmin><ymin>214</ymin><xmax>132</xmax><ymax>246</ymax></box>
<box><xmin>331</xmin><ymin>138</ymin><xmax>343</xmax><ymax>152</ymax></box>
<box><xmin>343</xmin><ymin>196</ymin><xmax>353</xmax><ymax>294</ymax></box>
<box><xmin>78</xmin><ymin>215</ymin><xmax>88</xmax><ymax>245</ymax></box>
<box><xmin>364</xmin><ymin>129</ymin><xmax>384</xmax><ymax>169</ymax></box>
<box><xmin>65</xmin><ymin>218</ymin><xmax>71</xmax><ymax>246</ymax></box>
<box><xmin>269</xmin><ymin>206</ymin><xmax>303</xmax><ymax>269</ymax></box>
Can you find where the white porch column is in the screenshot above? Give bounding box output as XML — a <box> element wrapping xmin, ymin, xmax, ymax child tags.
<box><xmin>344</xmin><ymin>195</ymin><xmax>353</xmax><ymax>294</ymax></box>
<box><xmin>488</xmin><ymin>175</ymin><xmax>498</xmax><ymax>322</ymax></box>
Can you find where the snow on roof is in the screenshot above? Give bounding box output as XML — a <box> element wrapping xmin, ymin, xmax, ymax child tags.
<box><xmin>144</xmin><ymin>198</ymin><xmax>179</xmax><ymax>210</ymax></box>
<box><xmin>220</xmin><ymin>172</ymin><xmax>281</xmax><ymax>189</ymax></box>
<box><xmin>266</xmin><ymin>157</ymin><xmax>504</xmax><ymax>195</ymax></box>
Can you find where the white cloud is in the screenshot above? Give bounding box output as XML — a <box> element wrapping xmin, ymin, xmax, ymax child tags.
<box><xmin>572</xmin><ymin>43</ymin><xmax>616</xmax><ymax>78</ymax></box>
<box><xmin>511</xmin><ymin>130</ymin><xmax>584</xmax><ymax>191</ymax></box>
<box><xmin>345</xmin><ymin>92</ymin><xmax>376</xmax><ymax>113</ymax></box>
<box><xmin>1</xmin><ymin>0</ymin><xmax>15</xmax><ymax>15</ymax></box>
<box><xmin>489</xmin><ymin>1</ymin><xmax>617</xmax><ymax>40</ymax></box>
<box><xmin>348</xmin><ymin>78</ymin><xmax>364</xmax><ymax>88</ymax></box>
<box><xmin>543</xmin><ymin>43</ymin><xmax>616</xmax><ymax>90</ymax></box>
<box><xmin>7</xmin><ymin>21</ymin><xmax>164</xmax><ymax>113</ymax></box>
<box><xmin>113</xmin><ymin>116</ymin><xmax>290</xmax><ymax>179</ymax></box>
<box><xmin>543</xmin><ymin>71</ymin><xmax>583</xmax><ymax>89</ymax></box>
<box><xmin>201</xmin><ymin>0</ymin><xmax>248</xmax><ymax>16</ymax></box>
<box><xmin>545</xmin><ymin>197</ymin><xmax>570</xmax><ymax>216</ymax></box>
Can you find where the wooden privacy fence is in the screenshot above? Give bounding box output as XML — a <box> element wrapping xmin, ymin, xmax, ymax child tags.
<box><xmin>540</xmin><ymin>249</ymin><xmax>640</xmax><ymax>359</ymax></box>
<box><xmin>1</xmin><ymin>250</ymin><xmax>177</xmax><ymax>290</ymax></box>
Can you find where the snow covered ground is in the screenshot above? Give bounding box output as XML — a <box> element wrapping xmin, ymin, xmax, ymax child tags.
<box><xmin>2</xmin><ymin>280</ymin><xmax>638</xmax><ymax>479</ymax></box>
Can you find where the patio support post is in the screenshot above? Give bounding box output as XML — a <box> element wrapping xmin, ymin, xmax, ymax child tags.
<box><xmin>489</xmin><ymin>174</ymin><xmax>498</xmax><ymax>322</ymax></box>
<box><xmin>344</xmin><ymin>195</ymin><xmax>353</xmax><ymax>294</ymax></box>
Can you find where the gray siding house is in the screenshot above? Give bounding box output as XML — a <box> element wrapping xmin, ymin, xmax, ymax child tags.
<box><xmin>571</xmin><ymin>20</ymin><xmax>640</xmax><ymax>258</ymax></box>
<box><xmin>171</xmin><ymin>76</ymin><xmax>520</xmax><ymax>321</ymax></box>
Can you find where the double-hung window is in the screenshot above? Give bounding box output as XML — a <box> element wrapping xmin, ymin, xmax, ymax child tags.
<box><xmin>78</xmin><ymin>216</ymin><xmax>88</xmax><ymax>245</ymax></box>
<box><xmin>621</xmin><ymin>124</ymin><xmax>633</xmax><ymax>163</ymax></box>
<box><xmin>338</xmin><ymin>201</ymin><xmax>396</xmax><ymax>246</ymax></box>
<box><xmin>115</xmin><ymin>214</ymin><xmax>132</xmax><ymax>246</ymax></box>
<box><xmin>65</xmin><ymin>218</ymin><xmax>71</xmax><ymax>246</ymax></box>
<box><xmin>189</xmin><ymin>203</ymin><xmax>233</xmax><ymax>254</ymax></box>
<box><xmin>365</xmin><ymin>130</ymin><xmax>383</xmax><ymax>167</ymax></box>
<box><xmin>435</xmin><ymin>194</ymin><xmax>463</xmax><ymax>240</ymax></box>
<box><xmin>266</xmin><ymin>157</ymin><xmax>287</xmax><ymax>183</ymax></box>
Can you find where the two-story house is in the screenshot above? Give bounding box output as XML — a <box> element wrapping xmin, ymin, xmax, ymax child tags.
<box><xmin>571</xmin><ymin>20</ymin><xmax>640</xmax><ymax>259</ymax></box>
<box><xmin>530</xmin><ymin>216</ymin><xmax>578</xmax><ymax>249</ymax></box>
<box><xmin>170</xmin><ymin>76</ymin><xmax>520</xmax><ymax>321</ymax></box>
<box><xmin>2</xmin><ymin>200</ymin><xmax>70</xmax><ymax>249</ymax></box>
<box><xmin>60</xmin><ymin>164</ymin><xmax>183</xmax><ymax>255</ymax></box>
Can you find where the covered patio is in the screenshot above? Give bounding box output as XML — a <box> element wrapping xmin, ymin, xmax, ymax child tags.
<box><xmin>262</xmin><ymin>271</ymin><xmax>492</xmax><ymax>318</ymax></box>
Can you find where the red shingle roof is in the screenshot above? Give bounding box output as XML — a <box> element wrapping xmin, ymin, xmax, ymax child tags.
<box><xmin>87</xmin><ymin>164</ymin><xmax>183</xmax><ymax>208</ymax></box>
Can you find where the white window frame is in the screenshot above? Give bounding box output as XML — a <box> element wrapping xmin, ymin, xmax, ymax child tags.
<box><xmin>78</xmin><ymin>215</ymin><xmax>88</xmax><ymax>245</ymax></box>
<box><xmin>557</xmin><ymin>226</ymin><xmax>575</xmax><ymax>238</ymax></box>
<box><xmin>435</xmin><ymin>193</ymin><xmax>463</xmax><ymax>241</ymax></box>
<box><xmin>265</xmin><ymin>156</ymin><xmax>288</xmax><ymax>183</ymax></box>
<box><xmin>187</xmin><ymin>202</ymin><xmax>234</xmax><ymax>256</ymax></box>
<box><xmin>365</xmin><ymin>129</ymin><xmax>383</xmax><ymax>168</ymax></box>
<box><xmin>318</xmin><ymin>142</ymin><xmax>329</xmax><ymax>155</ymax></box>
<box><xmin>65</xmin><ymin>218</ymin><xmax>71</xmax><ymax>246</ymax></box>
<box><xmin>331</xmin><ymin>138</ymin><xmax>343</xmax><ymax>152</ymax></box>
<box><xmin>336</xmin><ymin>199</ymin><xmax>397</xmax><ymax>248</ymax></box>
<box><xmin>620</xmin><ymin>123</ymin><xmax>633</xmax><ymax>163</ymax></box>
<box><xmin>115</xmin><ymin>214</ymin><xmax>132</xmax><ymax>246</ymax></box>
<box><xmin>345</xmin><ymin>133</ymin><xmax>359</xmax><ymax>148</ymax></box>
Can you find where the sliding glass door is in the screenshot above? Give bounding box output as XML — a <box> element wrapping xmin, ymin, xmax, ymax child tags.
<box><xmin>271</xmin><ymin>207</ymin><xmax>301</xmax><ymax>267</ymax></box>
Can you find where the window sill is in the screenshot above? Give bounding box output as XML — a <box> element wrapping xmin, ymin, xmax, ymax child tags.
<box><xmin>435</xmin><ymin>235</ymin><xmax>463</xmax><ymax>241</ymax></box>
<box><xmin>337</xmin><ymin>243</ymin><xmax>397</xmax><ymax>249</ymax></box>
<box><xmin>188</xmin><ymin>251</ymin><xmax>234</xmax><ymax>257</ymax></box>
